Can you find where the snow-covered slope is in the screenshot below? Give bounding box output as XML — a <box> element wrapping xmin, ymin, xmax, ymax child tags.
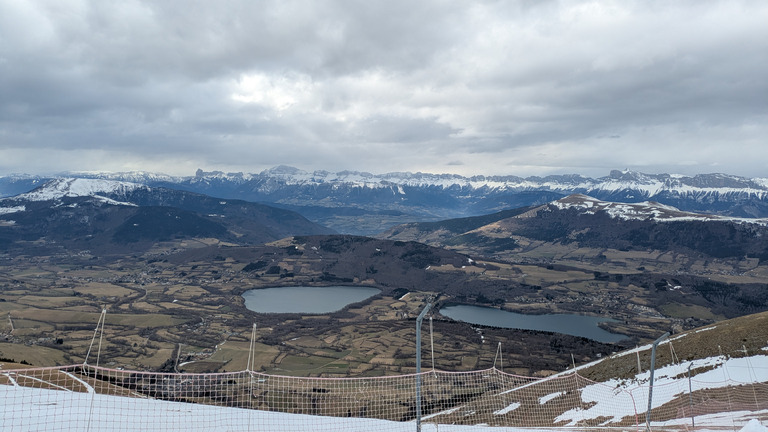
<box><xmin>553</xmin><ymin>194</ymin><xmax>768</xmax><ymax>226</ymax></box>
<box><xmin>0</xmin><ymin>178</ymin><xmax>145</xmax><ymax>213</ymax></box>
<box><xmin>0</xmin><ymin>177</ymin><xmax>334</xmax><ymax>253</ymax></box>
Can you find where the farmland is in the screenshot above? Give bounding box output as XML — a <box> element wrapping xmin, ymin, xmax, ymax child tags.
<box><xmin>1</xmin><ymin>234</ymin><xmax>766</xmax><ymax>377</ymax></box>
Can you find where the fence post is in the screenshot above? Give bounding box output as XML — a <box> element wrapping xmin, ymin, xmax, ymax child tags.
<box><xmin>645</xmin><ymin>332</ymin><xmax>670</xmax><ymax>431</ymax></box>
<box><xmin>687</xmin><ymin>363</ymin><xmax>695</xmax><ymax>429</ymax></box>
<box><xmin>84</xmin><ymin>308</ymin><xmax>108</xmax><ymax>366</ymax></box>
<box><xmin>416</xmin><ymin>302</ymin><xmax>432</xmax><ymax>432</ymax></box>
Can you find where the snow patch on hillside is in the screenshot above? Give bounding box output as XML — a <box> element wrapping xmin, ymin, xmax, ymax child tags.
<box><xmin>0</xmin><ymin>205</ymin><xmax>25</xmax><ymax>215</ymax></box>
<box><xmin>93</xmin><ymin>196</ymin><xmax>139</xmax><ymax>207</ymax></box>
<box><xmin>493</xmin><ymin>402</ymin><xmax>521</xmax><ymax>415</ymax></box>
<box><xmin>539</xmin><ymin>391</ymin><xmax>566</xmax><ymax>405</ymax></box>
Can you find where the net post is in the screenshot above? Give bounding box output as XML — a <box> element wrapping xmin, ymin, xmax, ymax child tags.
<box><xmin>84</xmin><ymin>308</ymin><xmax>107</xmax><ymax>367</ymax></box>
<box><xmin>498</xmin><ymin>342</ymin><xmax>503</xmax><ymax>372</ymax></box>
<box><xmin>494</xmin><ymin>342</ymin><xmax>503</xmax><ymax>371</ymax></box>
<box><xmin>415</xmin><ymin>302</ymin><xmax>432</xmax><ymax>432</ymax></box>
<box><xmin>247</xmin><ymin>323</ymin><xmax>257</xmax><ymax>372</ymax></box>
<box><xmin>429</xmin><ymin>316</ymin><xmax>435</xmax><ymax>371</ymax></box>
<box><xmin>95</xmin><ymin>307</ymin><xmax>107</xmax><ymax>368</ymax></box>
<box><xmin>645</xmin><ymin>331</ymin><xmax>670</xmax><ymax>431</ymax></box>
<box><xmin>742</xmin><ymin>345</ymin><xmax>761</xmax><ymax>411</ymax></box>
<box><xmin>174</xmin><ymin>343</ymin><xmax>183</xmax><ymax>373</ymax></box>
<box><xmin>687</xmin><ymin>363</ymin><xmax>695</xmax><ymax>429</ymax></box>
<box><xmin>85</xmin><ymin>307</ymin><xmax>106</xmax><ymax>432</ymax></box>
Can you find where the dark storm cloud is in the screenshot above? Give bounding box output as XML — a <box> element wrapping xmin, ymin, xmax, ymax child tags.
<box><xmin>0</xmin><ymin>0</ymin><xmax>766</xmax><ymax>177</ymax></box>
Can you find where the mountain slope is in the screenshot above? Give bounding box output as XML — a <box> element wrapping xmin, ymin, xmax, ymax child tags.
<box><xmin>380</xmin><ymin>194</ymin><xmax>768</xmax><ymax>260</ymax></box>
<box><xmin>0</xmin><ymin>178</ymin><xmax>334</xmax><ymax>254</ymax></box>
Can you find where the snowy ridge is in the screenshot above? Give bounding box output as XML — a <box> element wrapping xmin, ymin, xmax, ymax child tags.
<box><xmin>4</xmin><ymin>167</ymin><xmax>767</xmax><ymax>198</ymax></box>
<box><xmin>190</xmin><ymin>168</ymin><xmax>768</xmax><ymax>208</ymax></box>
<box><xmin>70</xmin><ymin>170</ymin><xmax>182</xmax><ymax>183</ymax></box>
<box><xmin>238</xmin><ymin>168</ymin><xmax>768</xmax><ymax>197</ymax></box>
<box><xmin>26</xmin><ymin>168</ymin><xmax>768</xmax><ymax>199</ymax></box>
<box><xmin>552</xmin><ymin>194</ymin><xmax>768</xmax><ymax>226</ymax></box>
<box><xmin>11</xmin><ymin>178</ymin><xmax>147</xmax><ymax>202</ymax></box>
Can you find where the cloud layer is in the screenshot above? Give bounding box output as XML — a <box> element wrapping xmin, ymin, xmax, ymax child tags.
<box><xmin>1</xmin><ymin>0</ymin><xmax>766</xmax><ymax>177</ymax></box>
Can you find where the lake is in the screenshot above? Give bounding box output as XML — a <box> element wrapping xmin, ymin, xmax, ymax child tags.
<box><xmin>242</xmin><ymin>285</ymin><xmax>381</xmax><ymax>314</ymax></box>
<box><xmin>440</xmin><ymin>304</ymin><xmax>626</xmax><ymax>343</ymax></box>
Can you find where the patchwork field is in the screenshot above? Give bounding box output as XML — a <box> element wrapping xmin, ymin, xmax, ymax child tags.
<box><xmin>1</xmin><ymin>235</ymin><xmax>766</xmax><ymax>377</ymax></box>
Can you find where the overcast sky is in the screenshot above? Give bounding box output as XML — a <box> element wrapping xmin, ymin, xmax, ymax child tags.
<box><xmin>1</xmin><ymin>0</ymin><xmax>766</xmax><ymax>178</ymax></box>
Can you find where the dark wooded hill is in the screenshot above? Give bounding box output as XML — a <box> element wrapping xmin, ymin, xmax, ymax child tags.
<box><xmin>0</xmin><ymin>178</ymin><xmax>334</xmax><ymax>255</ymax></box>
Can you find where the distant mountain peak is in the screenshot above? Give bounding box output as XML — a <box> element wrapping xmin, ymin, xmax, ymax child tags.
<box><xmin>608</xmin><ymin>169</ymin><xmax>646</xmax><ymax>181</ymax></box>
<box><xmin>263</xmin><ymin>165</ymin><xmax>305</xmax><ymax>176</ymax></box>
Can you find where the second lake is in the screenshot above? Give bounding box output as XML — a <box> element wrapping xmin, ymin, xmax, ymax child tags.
<box><xmin>440</xmin><ymin>304</ymin><xmax>626</xmax><ymax>343</ymax></box>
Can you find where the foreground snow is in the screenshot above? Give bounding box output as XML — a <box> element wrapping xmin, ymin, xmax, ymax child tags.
<box><xmin>2</xmin><ymin>384</ymin><xmax>766</xmax><ymax>432</ymax></box>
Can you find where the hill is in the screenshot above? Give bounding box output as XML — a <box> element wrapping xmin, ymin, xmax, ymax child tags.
<box><xmin>380</xmin><ymin>194</ymin><xmax>768</xmax><ymax>259</ymax></box>
<box><xmin>0</xmin><ymin>178</ymin><xmax>334</xmax><ymax>255</ymax></box>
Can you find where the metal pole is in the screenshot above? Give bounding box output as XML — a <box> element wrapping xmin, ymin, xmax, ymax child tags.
<box><xmin>95</xmin><ymin>308</ymin><xmax>107</xmax><ymax>368</ymax></box>
<box><xmin>688</xmin><ymin>363</ymin><xmax>695</xmax><ymax>429</ymax></box>
<box><xmin>429</xmin><ymin>317</ymin><xmax>435</xmax><ymax>371</ymax></box>
<box><xmin>174</xmin><ymin>343</ymin><xmax>183</xmax><ymax>373</ymax></box>
<box><xmin>416</xmin><ymin>302</ymin><xmax>432</xmax><ymax>432</ymax></box>
<box><xmin>247</xmin><ymin>323</ymin><xmax>257</xmax><ymax>372</ymax></box>
<box><xmin>498</xmin><ymin>342</ymin><xmax>503</xmax><ymax>372</ymax></box>
<box><xmin>645</xmin><ymin>332</ymin><xmax>670</xmax><ymax>431</ymax></box>
<box><xmin>84</xmin><ymin>308</ymin><xmax>107</xmax><ymax>366</ymax></box>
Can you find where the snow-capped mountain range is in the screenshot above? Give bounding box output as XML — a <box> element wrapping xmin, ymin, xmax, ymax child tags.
<box><xmin>5</xmin><ymin>178</ymin><xmax>766</xmax><ymax>226</ymax></box>
<box><xmin>4</xmin><ymin>176</ymin><xmax>765</xmax><ymax>260</ymax></box>
<box><xmin>88</xmin><ymin>166</ymin><xmax>768</xmax><ymax>198</ymax></box>
<box><xmin>2</xmin><ymin>167</ymin><xmax>768</xmax><ymax>234</ymax></box>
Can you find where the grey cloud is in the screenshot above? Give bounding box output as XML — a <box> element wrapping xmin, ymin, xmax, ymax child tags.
<box><xmin>350</xmin><ymin>116</ymin><xmax>459</xmax><ymax>144</ymax></box>
<box><xmin>0</xmin><ymin>0</ymin><xmax>766</xmax><ymax>178</ymax></box>
<box><xmin>26</xmin><ymin>1</ymin><xmax>467</xmax><ymax>81</ymax></box>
